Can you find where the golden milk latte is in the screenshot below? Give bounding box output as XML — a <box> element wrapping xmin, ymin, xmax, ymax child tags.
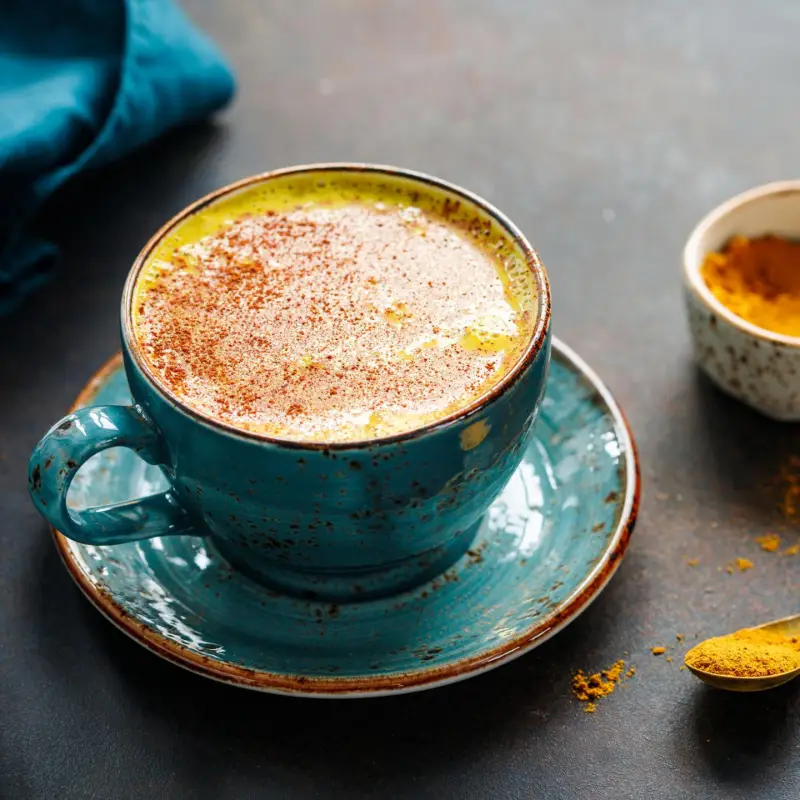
<box><xmin>132</xmin><ymin>171</ymin><xmax>538</xmax><ymax>443</ymax></box>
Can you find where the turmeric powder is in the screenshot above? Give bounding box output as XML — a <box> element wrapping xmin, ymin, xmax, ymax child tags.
<box><xmin>701</xmin><ymin>234</ymin><xmax>800</xmax><ymax>337</ymax></box>
<box><xmin>773</xmin><ymin>455</ymin><xmax>800</xmax><ymax>522</ymax></box>
<box><xmin>684</xmin><ymin>627</ymin><xmax>800</xmax><ymax>677</ymax></box>
<box><xmin>725</xmin><ymin>557</ymin><xmax>753</xmax><ymax>574</ymax></box>
<box><xmin>571</xmin><ymin>660</ymin><xmax>629</xmax><ymax>712</ymax></box>
<box><xmin>755</xmin><ymin>533</ymin><xmax>781</xmax><ymax>552</ymax></box>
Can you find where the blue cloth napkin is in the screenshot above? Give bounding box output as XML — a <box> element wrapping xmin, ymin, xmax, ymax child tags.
<box><xmin>0</xmin><ymin>0</ymin><xmax>236</xmax><ymax>313</ymax></box>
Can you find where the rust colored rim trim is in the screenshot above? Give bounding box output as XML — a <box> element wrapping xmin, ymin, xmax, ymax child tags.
<box><xmin>52</xmin><ymin>339</ymin><xmax>639</xmax><ymax>697</ymax></box>
<box><xmin>120</xmin><ymin>163</ymin><xmax>551</xmax><ymax>451</ymax></box>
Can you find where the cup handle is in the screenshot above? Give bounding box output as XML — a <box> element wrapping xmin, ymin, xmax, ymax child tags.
<box><xmin>28</xmin><ymin>405</ymin><xmax>193</xmax><ymax>545</ymax></box>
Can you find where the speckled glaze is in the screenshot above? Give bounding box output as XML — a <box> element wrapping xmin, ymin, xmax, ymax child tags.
<box><xmin>53</xmin><ymin>338</ymin><xmax>639</xmax><ymax>696</ymax></box>
<box><xmin>29</xmin><ymin>165</ymin><xmax>551</xmax><ymax>601</ymax></box>
<box><xmin>684</xmin><ymin>181</ymin><xmax>800</xmax><ymax>420</ymax></box>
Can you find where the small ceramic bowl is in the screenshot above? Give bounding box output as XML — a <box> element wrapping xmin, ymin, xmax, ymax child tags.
<box><xmin>683</xmin><ymin>180</ymin><xmax>800</xmax><ymax>420</ymax></box>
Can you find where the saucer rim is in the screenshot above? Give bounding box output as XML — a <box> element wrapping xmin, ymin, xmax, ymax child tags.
<box><xmin>52</xmin><ymin>337</ymin><xmax>640</xmax><ymax>697</ymax></box>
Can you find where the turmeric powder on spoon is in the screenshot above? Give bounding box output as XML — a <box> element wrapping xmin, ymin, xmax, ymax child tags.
<box><xmin>701</xmin><ymin>234</ymin><xmax>800</xmax><ymax>337</ymax></box>
<box><xmin>685</xmin><ymin>627</ymin><xmax>800</xmax><ymax>678</ymax></box>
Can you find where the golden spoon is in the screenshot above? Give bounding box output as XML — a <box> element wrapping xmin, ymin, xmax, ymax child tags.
<box><xmin>685</xmin><ymin>613</ymin><xmax>800</xmax><ymax>692</ymax></box>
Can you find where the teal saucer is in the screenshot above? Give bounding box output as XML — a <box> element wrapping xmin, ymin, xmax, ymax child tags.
<box><xmin>55</xmin><ymin>338</ymin><xmax>639</xmax><ymax>697</ymax></box>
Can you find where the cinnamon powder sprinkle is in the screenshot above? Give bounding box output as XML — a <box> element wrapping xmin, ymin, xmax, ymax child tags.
<box><xmin>134</xmin><ymin>201</ymin><xmax>534</xmax><ymax>442</ymax></box>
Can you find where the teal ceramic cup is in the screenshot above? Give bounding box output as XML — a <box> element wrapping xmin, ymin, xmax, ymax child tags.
<box><xmin>29</xmin><ymin>164</ymin><xmax>552</xmax><ymax>601</ymax></box>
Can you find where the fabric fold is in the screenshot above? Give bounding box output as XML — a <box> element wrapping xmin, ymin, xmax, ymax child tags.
<box><xmin>0</xmin><ymin>0</ymin><xmax>236</xmax><ymax>313</ymax></box>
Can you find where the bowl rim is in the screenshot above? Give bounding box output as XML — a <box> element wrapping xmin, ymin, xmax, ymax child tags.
<box><xmin>121</xmin><ymin>162</ymin><xmax>551</xmax><ymax>451</ymax></box>
<box><xmin>682</xmin><ymin>179</ymin><xmax>800</xmax><ymax>348</ymax></box>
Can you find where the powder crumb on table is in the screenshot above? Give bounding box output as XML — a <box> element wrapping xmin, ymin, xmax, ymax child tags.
<box><xmin>726</xmin><ymin>558</ymin><xmax>753</xmax><ymax>574</ymax></box>
<box><xmin>676</xmin><ymin>633</ymin><xmax>685</xmax><ymax>642</ymax></box>
<box><xmin>685</xmin><ymin>558</ymin><xmax>700</xmax><ymax>567</ymax></box>
<box><xmin>783</xmin><ymin>544</ymin><xmax>800</xmax><ymax>556</ymax></box>
<box><xmin>571</xmin><ymin>660</ymin><xmax>632</xmax><ymax>712</ymax></box>
<box><xmin>766</xmin><ymin>455</ymin><xmax>800</xmax><ymax>523</ymax></box>
<box><xmin>651</xmin><ymin>646</ymin><xmax>666</xmax><ymax>656</ymax></box>
<box><xmin>755</xmin><ymin>533</ymin><xmax>781</xmax><ymax>552</ymax></box>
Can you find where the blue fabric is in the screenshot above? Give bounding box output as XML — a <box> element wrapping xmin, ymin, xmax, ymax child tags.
<box><xmin>0</xmin><ymin>0</ymin><xmax>236</xmax><ymax>313</ymax></box>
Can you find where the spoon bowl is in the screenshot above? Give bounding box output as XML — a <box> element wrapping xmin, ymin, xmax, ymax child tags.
<box><xmin>686</xmin><ymin>613</ymin><xmax>800</xmax><ymax>692</ymax></box>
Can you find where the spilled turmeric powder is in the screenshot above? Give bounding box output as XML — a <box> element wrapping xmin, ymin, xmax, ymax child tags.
<box><xmin>685</xmin><ymin>627</ymin><xmax>800</xmax><ymax>677</ymax></box>
<box><xmin>725</xmin><ymin>557</ymin><xmax>753</xmax><ymax>574</ymax></box>
<box><xmin>754</xmin><ymin>532</ymin><xmax>800</xmax><ymax>556</ymax></box>
<box><xmin>701</xmin><ymin>234</ymin><xmax>800</xmax><ymax>337</ymax></box>
<box><xmin>772</xmin><ymin>455</ymin><xmax>800</xmax><ymax>522</ymax></box>
<box><xmin>571</xmin><ymin>660</ymin><xmax>630</xmax><ymax>712</ymax></box>
<box><xmin>755</xmin><ymin>533</ymin><xmax>781</xmax><ymax>553</ymax></box>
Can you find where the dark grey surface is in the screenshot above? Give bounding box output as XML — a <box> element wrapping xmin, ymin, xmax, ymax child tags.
<box><xmin>3</xmin><ymin>1</ymin><xmax>800</xmax><ymax>797</ymax></box>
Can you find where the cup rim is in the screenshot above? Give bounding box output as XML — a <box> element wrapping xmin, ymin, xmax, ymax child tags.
<box><xmin>682</xmin><ymin>179</ymin><xmax>800</xmax><ymax>348</ymax></box>
<box><xmin>121</xmin><ymin>162</ymin><xmax>551</xmax><ymax>450</ymax></box>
